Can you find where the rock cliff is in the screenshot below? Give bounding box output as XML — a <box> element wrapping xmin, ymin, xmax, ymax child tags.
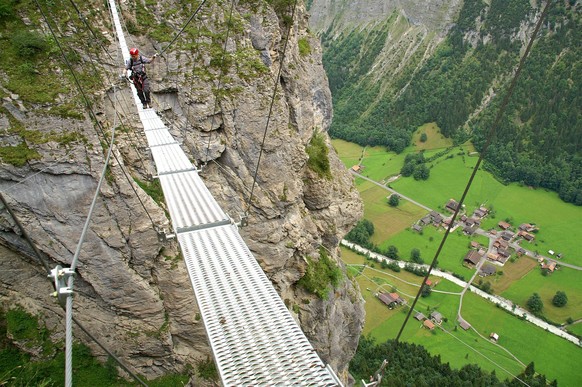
<box><xmin>0</xmin><ymin>0</ymin><xmax>364</xmax><ymax>383</ymax></box>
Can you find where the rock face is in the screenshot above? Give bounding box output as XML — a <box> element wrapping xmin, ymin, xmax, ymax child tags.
<box><xmin>0</xmin><ymin>0</ymin><xmax>364</xmax><ymax>383</ymax></box>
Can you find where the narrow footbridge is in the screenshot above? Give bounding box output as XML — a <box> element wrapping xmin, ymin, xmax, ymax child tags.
<box><xmin>110</xmin><ymin>1</ymin><xmax>342</xmax><ymax>385</ymax></box>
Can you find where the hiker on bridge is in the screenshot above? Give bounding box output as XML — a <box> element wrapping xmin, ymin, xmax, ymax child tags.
<box><xmin>123</xmin><ymin>47</ymin><xmax>157</xmax><ymax>109</ymax></box>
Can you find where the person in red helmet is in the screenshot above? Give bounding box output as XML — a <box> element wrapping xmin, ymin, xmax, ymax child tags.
<box><xmin>123</xmin><ymin>47</ymin><xmax>157</xmax><ymax>109</ymax></box>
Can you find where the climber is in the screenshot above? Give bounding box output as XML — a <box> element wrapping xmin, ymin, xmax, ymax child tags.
<box><xmin>123</xmin><ymin>47</ymin><xmax>157</xmax><ymax>109</ymax></box>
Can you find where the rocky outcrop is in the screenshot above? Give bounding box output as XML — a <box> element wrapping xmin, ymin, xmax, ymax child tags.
<box><xmin>0</xmin><ymin>0</ymin><xmax>364</xmax><ymax>383</ymax></box>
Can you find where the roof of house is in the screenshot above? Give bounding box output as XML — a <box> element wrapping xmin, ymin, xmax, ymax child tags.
<box><xmin>423</xmin><ymin>319</ymin><xmax>435</xmax><ymax>330</ymax></box>
<box><xmin>430</xmin><ymin>311</ymin><xmax>443</xmax><ymax>321</ymax></box>
<box><xmin>490</xmin><ymin>332</ymin><xmax>499</xmax><ymax>340</ymax></box>
<box><xmin>498</xmin><ymin>221</ymin><xmax>511</xmax><ymax>229</ymax></box>
<box><xmin>378</xmin><ymin>292</ymin><xmax>398</xmax><ymax>305</ymax></box>
<box><xmin>414</xmin><ymin>312</ymin><xmax>426</xmax><ymax>321</ymax></box>
<box><xmin>480</xmin><ymin>265</ymin><xmax>497</xmax><ymax>276</ymax></box>
<box><xmin>458</xmin><ymin>320</ymin><xmax>471</xmax><ymax>330</ymax></box>
<box><xmin>464</xmin><ymin>250</ymin><xmax>482</xmax><ymax>265</ymax></box>
<box><xmin>446</xmin><ymin>199</ymin><xmax>459</xmax><ymax>211</ymax></box>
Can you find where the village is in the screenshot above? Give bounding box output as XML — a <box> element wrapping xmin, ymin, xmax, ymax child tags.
<box><xmin>375</xmin><ymin>198</ymin><xmax>564</xmax><ymax>336</ymax></box>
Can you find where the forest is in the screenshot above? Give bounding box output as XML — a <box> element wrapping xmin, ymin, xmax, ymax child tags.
<box><xmin>350</xmin><ymin>336</ymin><xmax>557</xmax><ymax>386</ymax></box>
<box><xmin>321</xmin><ymin>0</ymin><xmax>582</xmax><ymax>205</ymax></box>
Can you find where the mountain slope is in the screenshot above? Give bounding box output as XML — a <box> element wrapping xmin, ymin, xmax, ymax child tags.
<box><xmin>309</xmin><ymin>0</ymin><xmax>582</xmax><ymax>205</ymax></box>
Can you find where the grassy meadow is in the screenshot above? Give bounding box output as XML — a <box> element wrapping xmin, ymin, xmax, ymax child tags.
<box><xmin>342</xmin><ymin>247</ymin><xmax>581</xmax><ymax>386</ymax></box>
<box><xmin>500</xmin><ymin>267</ymin><xmax>582</xmax><ymax>323</ymax></box>
<box><xmin>333</xmin><ymin>128</ymin><xmax>582</xmax><ymax>386</ymax></box>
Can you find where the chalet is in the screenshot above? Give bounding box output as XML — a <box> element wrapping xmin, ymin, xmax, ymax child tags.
<box><xmin>420</xmin><ymin>215</ymin><xmax>432</xmax><ymax>225</ymax></box>
<box><xmin>470</xmin><ymin>241</ymin><xmax>481</xmax><ymax>249</ymax></box>
<box><xmin>425</xmin><ymin>279</ymin><xmax>433</xmax><ymax>287</ymax></box>
<box><xmin>433</xmin><ymin>214</ymin><xmax>443</xmax><ymax>225</ymax></box>
<box><xmin>414</xmin><ymin>312</ymin><xmax>426</xmax><ymax>321</ymax></box>
<box><xmin>480</xmin><ymin>265</ymin><xmax>497</xmax><ymax>277</ymax></box>
<box><xmin>542</xmin><ymin>261</ymin><xmax>557</xmax><ymax>273</ymax></box>
<box><xmin>412</xmin><ymin>224</ymin><xmax>423</xmax><ymax>232</ymax></box>
<box><xmin>458</xmin><ymin>319</ymin><xmax>471</xmax><ymax>330</ymax></box>
<box><xmin>498</xmin><ymin>221</ymin><xmax>511</xmax><ymax>230</ymax></box>
<box><xmin>518</xmin><ymin>230</ymin><xmax>535</xmax><ymax>242</ymax></box>
<box><xmin>429</xmin><ymin>210</ymin><xmax>440</xmax><ymax>218</ymax></box>
<box><xmin>517</xmin><ymin>248</ymin><xmax>527</xmax><ymax>256</ymax></box>
<box><xmin>430</xmin><ymin>311</ymin><xmax>443</xmax><ymax>324</ymax></box>
<box><xmin>351</xmin><ymin>165</ymin><xmax>361</xmax><ymax>172</ymax></box>
<box><xmin>493</xmin><ymin>239</ymin><xmax>509</xmax><ymax>249</ymax></box>
<box><xmin>460</xmin><ymin>214</ymin><xmax>468</xmax><ymax>222</ymax></box>
<box><xmin>463</xmin><ymin>225</ymin><xmax>478</xmax><ymax>235</ymax></box>
<box><xmin>464</xmin><ymin>250</ymin><xmax>482</xmax><ymax>266</ymax></box>
<box><xmin>519</xmin><ymin>223</ymin><xmax>536</xmax><ymax>232</ymax></box>
<box><xmin>378</xmin><ymin>292</ymin><xmax>406</xmax><ymax>308</ymax></box>
<box><xmin>473</xmin><ymin>207</ymin><xmax>488</xmax><ymax>218</ymax></box>
<box><xmin>500</xmin><ymin>231</ymin><xmax>515</xmax><ymax>241</ymax></box>
<box><xmin>497</xmin><ymin>248</ymin><xmax>510</xmax><ymax>259</ymax></box>
<box><xmin>490</xmin><ymin>332</ymin><xmax>499</xmax><ymax>342</ymax></box>
<box><xmin>445</xmin><ymin>199</ymin><xmax>460</xmax><ymax>212</ymax></box>
<box><xmin>423</xmin><ymin>319</ymin><xmax>435</xmax><ymax>330</ymax></box>
<box><xmin>486</xmin><ymin>252</ymin><xmax>499</xmax><ymax>262</ymax></box>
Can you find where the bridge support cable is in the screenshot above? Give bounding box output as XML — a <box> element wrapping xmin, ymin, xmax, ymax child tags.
<box><xmin>109</xmin><ymin>0</ymin><xmax>342</xmax><ymax>384</ymax></box>
<box><xmin>365</xmin><ymin>1</ymin><xmax>552</xmax><ymax>386</ymax></box>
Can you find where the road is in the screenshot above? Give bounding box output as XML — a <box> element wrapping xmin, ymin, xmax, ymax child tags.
<box><xmin>342</xmin><ymin>240</ymin><xmax>582</xmax><ymax>347</ymax></box>
<box><xmin>352</xmin><ymin>170</ymin><xmax>582</xmax><ymax>271</ymax></box>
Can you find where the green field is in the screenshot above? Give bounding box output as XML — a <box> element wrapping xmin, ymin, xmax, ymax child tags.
<box><xmin>342</xmin><ymin>248</ymin><xmax>582</xmax><ymax>386</ymax></box>
<box><xmin>342</xmin><ymin>247</ymin><xmax>581</xmax><ymax>386</ymax></box>
<box><xmin>335</xmin><ymin>134</ymin><xmax>582</xmax><ymax>386</ymax></box>
<box><xmin>501</xmin><ymin>267</ymin><xmax>582</xmax><ymax>323</ymax></box>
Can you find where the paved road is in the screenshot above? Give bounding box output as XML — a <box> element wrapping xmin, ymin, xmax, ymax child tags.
<box><xmin>342</xmin><ymin>240</ymin><xmax>582</xmax><ymax>347</ymax></box>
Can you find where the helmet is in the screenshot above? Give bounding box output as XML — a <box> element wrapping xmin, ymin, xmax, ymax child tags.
<box><xmin>129</xmin><ymin>48</ymin><xmax>139</xmax><ymax>56</ymax></box>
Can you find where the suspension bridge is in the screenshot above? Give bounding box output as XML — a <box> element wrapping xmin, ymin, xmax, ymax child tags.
<box><xmin>109</xmin><ymin>0</ymin><xmax>342</xmax><ymax>385</ymax></box>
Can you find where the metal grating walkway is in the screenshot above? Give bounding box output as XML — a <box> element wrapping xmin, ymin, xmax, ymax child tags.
<box><xmin>110</xmin><ymin>1</ymin><xmax>342</xmax><ymax>385</ymax></box>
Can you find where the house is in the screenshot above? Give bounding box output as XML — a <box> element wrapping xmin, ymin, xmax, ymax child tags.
<box><xmin>542</xmin><ymin>261</ymin><xmax>557</xmax><ymax>273</ymax></box>
<box><xmin>425</xmin><ymin>279</ymin><xmax>433</xmax><ymax>287</ymax></box>
<box><xmin>433</xmin><ymin>214</ymin><xmax>443</xmax><ymax>225</ymax></box>
<box><xmin>445</xmin><ymin>199</ymin><xmax>460</xmax><ymax>212</ymax></box>
<box><xmin>463</xmin><ymin>225</ymin><xmax>478</xmax><ymax>235</ymax></box>
<box><xmin>490</xmin><ymin>332</ymin><xmax>499</xmax><ymax>342</ymax></box>
<box><xmin>351</xmin><ymin>165</ymin><xmax>361</xmax><ymax>172</ymax></box>
<box><xmin>517</xmin><ymin>248</ymin><xmax>527</xmax><ymax>256</ymax></box>
<box><xmin>412</xmin><ymin>224</ymin><xmax>423</xmax><ymax>232</ymax></box>
<box><xmin>460</xmin><ymin>214</ymin><xmax>467</xmax><ymax>222</ymax></box>
<box><xmin>420</xmin><ymin>215</ymin><xmax>432</xmax><ymax>225</ymax></box>
<box><xmin>470</xmin><ymin>241</ymin><xmax>480</xmax><ymax>249</ymax></box>
<box><xmin>518</xmin><ymin>231</ymin><xmax>535</xmax><ymax>242</ymax></box>
<box><xmin>414</xmin><ymin>312</ymin><xmax>426</xmax><ymax>321</ymax></box>
<box><xmin>519</xmin><ymin>223</ymin><xmax>536</xmax><ymax>232</ymax></box>
<box><xmin>464</xmin><ymin>250</ymin><xmax>482</xmax><ymax>266</ymax></box>
<box><xmin>480</xmin><ymin>265</ymin><xmax>497</xmax><ymax>277</ymax></box>
<box><xmin>548</xmin><ymin>250</ymin><xmax>555</xmax><ymax>255</ymax></box>
<box><xmin>458</xmin><ymin>318</ymin><xmax>471</xmax><ymax>330</ymax></box>
<box><xmin>423</xmin><ymin>319</ymin><xmax>435</xmax><ymax>330</ymax></box>
<box><xmin>500</xmin><ymin>231</ymin><xmax>514</xmax><ymax>241</ymax></box>
<box><xmin>498</xmin><ymin>221</ymin><xmax>511</xmax><ymax>230</ymax></box>
<box><xmin>378</xmin><ymin>292</ymin><xmax>406</xmax><ymax>308</ymax></box>
<box><xmin>486</xmin><ymin>252</ymin><xmax>499</xmax><ymax>262</ymax></box>
<box><xmin>497</xmin><ymin>248</ymin><xmax>510</xmax><ymax>259</ymax></box>
<box><xmin>430</xmin><ymin>311</ymin><xmax>443</xmax><ymax>324</ymax></box>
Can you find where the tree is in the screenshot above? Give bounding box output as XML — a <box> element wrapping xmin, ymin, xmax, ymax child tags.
<box><xmin>526</xmin><ymin>293</ymin><xmax>543</xmax><ymax>314</ymax></box>
<box><xmin>388</xmin><ymin>194</ymin><xmax>400</xmax><ymax>207</ymax></box>
<box><xmin>420</xmin><ymin>132</ymin><xmax>427</xmax><ymax>142</ymax></box>
<box><xmin>552</xmin><ymin>291</ymin><xmax>568</xmax><ymax>307</ymax></box>
<box><xmin>421</xmin><ymin>284</ymin><xmax>432</xmax><ymax>297</ymax></box>
<box><xmin>410</xmin><ymin>248</ymin><xmax>424</xmax><ymax>264</ymax></box>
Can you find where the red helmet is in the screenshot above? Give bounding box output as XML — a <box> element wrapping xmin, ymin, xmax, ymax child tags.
<box><xmin>129</xmin><ymin>48</ymin><xmax>139</xmax><ymax>56</ymax></box>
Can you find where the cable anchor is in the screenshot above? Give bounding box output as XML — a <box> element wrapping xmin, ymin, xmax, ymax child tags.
<box><xmin>48</xmin><ymin>265</ymin><xmax>75</xmax><ymax>305</ymax></box>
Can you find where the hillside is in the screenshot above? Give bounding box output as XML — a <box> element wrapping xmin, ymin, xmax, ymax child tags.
<box><xmin>309</xmin><ymin>0</ymin><xmax>582</xmax><ymax>205</ymax></box>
